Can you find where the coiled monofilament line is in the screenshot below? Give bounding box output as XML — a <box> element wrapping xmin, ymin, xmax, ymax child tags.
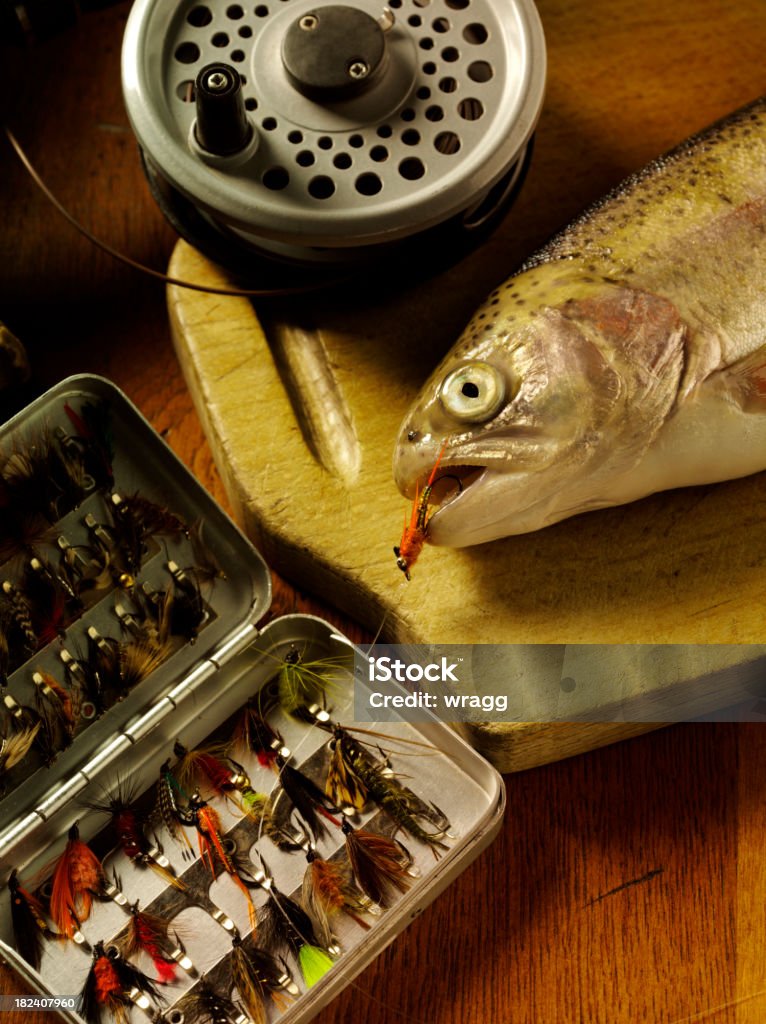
<box><xmin>4</xmin><ymin>125</ymin><xmax>349</xmax><ymax>298</ymax></box>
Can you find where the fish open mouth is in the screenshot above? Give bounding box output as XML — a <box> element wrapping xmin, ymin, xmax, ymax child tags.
<box><xmin>426</xmin><ymin>464</ymin><xmax>486</xmax><ymax>514</ymax></box>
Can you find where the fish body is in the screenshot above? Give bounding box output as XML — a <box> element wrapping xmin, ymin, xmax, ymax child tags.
<box><xmin>393</xmin><ymin>98</ymin><xmax>766</xmax><ymax>548</ymax></box>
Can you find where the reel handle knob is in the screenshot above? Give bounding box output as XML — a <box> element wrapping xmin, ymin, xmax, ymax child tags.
<box><xmin>194</xmin><ymin>62</ymin><xmax>252</xmax><ymax>156</ymax></box>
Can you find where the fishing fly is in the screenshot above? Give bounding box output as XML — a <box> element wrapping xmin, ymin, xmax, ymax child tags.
<box><xmin>79</xmin><ymin>940</ymin><xmax>163</xmax><ymax>1023</ymax></box>
<box><xmin>84</xmin><ymin>781</ymin><xmax>185</xmax><ymax>890</ymax></box>
<box><xmin>257</xmin><ymin>870</ymin><xmax>336</xmax><ymax>988</ymax></box>
<box><xmin>270</xmin><ymin>644</ymin><xmax>349</xmax><ymax>717</ymax></box>
<box><xmin>394</xmin><ymin>440</ymin><xmax>459</xmax><ymax>580</ymax></box>
<box><xmin>49</xmin><ymin>821</ymin><xmax>105</xmax><ymax>940</ymax></box>
<box><xmin>273</xmin><ymin>754</ymin><xmax>342</xmax><ymax>843</ymax></box>
<box><xmin>117</xmin><ymin>901</ymin><xmax>193</xmax><ymax>983</ymax></box>
<box><xmin>231</xmin><ymin>696</ymin><xmax>287</xmax><ymax>769</ymax></box>
<box><xmin>171</xmin><ymin>789</ymin><xmax>258</xmax><ymax>929</ymax></box>
<box><xmin>341</xmin><ymin>820</ymin><xmax>418</xmax><ymax>909</ymax></box>
<box><xmin>32</xmin><ymin>670</ymin><xmax>79</xmax><ymax>755</ymax></box>
<box><xmin>301</xmin><ymin>847</ymin><xmax>378</xmax><ymax>942</ymax></box>
<box><xmin>229</xmin><ymin>935</ymin><xmax>299</xmax><ymax>1021</ymax></box>
<box><xmin>7</xmin><ymin>869</ymin><xmax>59</xmax><ymax>969</ymax></box>
<box><xmin>322</xmin><ymin>721</ymin><xmax>451</xmax><ymax>851</ymax></box>
<box><xmin>173</xmin><ymin>739</ymin><xmax>269</xmax><ymax>822</ymax></box>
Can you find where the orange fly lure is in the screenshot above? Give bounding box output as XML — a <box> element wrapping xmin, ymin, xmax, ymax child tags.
<box><xmin>187</xmin><ymin>795</ymin><xmax>257</xmax><ymax>930</ymax></box>
<box><xmin>393</xmin><ymin>440</ymin><xmax>448</xmax><ymax>581</ymax></box>
<box><xmin>49</xmin><ymin>821</ymin><xmax>104</xmax><ymax>938</ymax></box>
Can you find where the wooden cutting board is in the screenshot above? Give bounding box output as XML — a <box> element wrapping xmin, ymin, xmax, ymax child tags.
<box><xmin>168</xmin><ymin>0</ymin><xmax>766</xmax><ymax>770</ymax></box>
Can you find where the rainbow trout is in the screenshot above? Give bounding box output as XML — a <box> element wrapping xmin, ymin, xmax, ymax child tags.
<box><xmin>393</xmin><ymin>97</ymin><xmax>766</xmax><ymax>552</ymax></box>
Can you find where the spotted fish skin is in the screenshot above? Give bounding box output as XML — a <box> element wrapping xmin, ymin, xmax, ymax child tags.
<box><xmin>393</xmin><ymin>97</ymin><xmax>766</xmax><ymax>548</ymax></box>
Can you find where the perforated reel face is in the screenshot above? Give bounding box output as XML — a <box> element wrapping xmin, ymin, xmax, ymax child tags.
<box><xmin>122</xmin><ymin>0</ymin><xmax>545</xmax><ymax>263</ymax></box>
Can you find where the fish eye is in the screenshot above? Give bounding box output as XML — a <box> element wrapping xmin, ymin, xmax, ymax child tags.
<box><xmin>438</xmin><ymin>362</ymin><xmax>506</xmax><ymax>422</ymax></box>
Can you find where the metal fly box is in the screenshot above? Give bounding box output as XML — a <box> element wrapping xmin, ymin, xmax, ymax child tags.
<box><xmin>0</xmin><ymin>375</ymin><xmax>504</xmax><ymax>1024</ymax></box>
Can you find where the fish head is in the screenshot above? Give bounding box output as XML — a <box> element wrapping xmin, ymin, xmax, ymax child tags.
<box><xmin>394</xmin><ymin>274</ymin><xmax>686</xmax><ymax>547</ymax></box>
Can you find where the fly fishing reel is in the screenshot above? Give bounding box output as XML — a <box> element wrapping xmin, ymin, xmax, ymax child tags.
<box><xmin>122</xmin><ymin>0</ymin><xmax>545</xmax><ymax>281</ymax></box>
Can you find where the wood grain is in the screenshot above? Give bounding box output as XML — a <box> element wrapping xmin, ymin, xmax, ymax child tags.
<box><xmin>2</xmin><ymin>1</ymin><xmax>766</xmax><ymax>1023</ymax></box>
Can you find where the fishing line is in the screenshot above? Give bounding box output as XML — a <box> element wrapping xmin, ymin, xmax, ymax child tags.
<box><xmin>3</xmin><ymin>124</ymin><xmax>347</xmax><ymax>298</ymax></box>
<box><xmin>667</xmin><ymin>987</ymin><xmax>766</xmax><ymax>1023</ymax></box>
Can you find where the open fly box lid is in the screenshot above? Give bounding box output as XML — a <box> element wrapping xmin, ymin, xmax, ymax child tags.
<box><xmin>0</xmin><ymin>375</ymin><xmax>504</xmax><ymax>1024</ymax></box>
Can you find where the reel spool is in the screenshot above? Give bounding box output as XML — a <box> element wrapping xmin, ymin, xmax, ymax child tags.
<box><xmin>122</xmin><ymin>0</ymin><xmax>546</xmax><ymax>283</ymax></box>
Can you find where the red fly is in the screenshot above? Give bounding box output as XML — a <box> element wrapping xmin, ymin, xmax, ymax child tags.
<box><xmin>393</xmin><ymin>441</ymin><xmax>450</xmax><ymax>580</ymax></box>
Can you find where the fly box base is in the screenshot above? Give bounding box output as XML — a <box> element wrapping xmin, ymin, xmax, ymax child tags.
<box><xmin>0</xmin><ymin>376</ymin><xmax>504</xmax><ymax>1024</ymax></box>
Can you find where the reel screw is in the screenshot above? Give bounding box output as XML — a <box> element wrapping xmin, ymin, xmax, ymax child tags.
<box><xmin>204</xmin><ymin>70</ymin><xmax>229</xmax><ymax>91</ymax></box>
<box><xmin>300</xmin><ymin>14</ymin><xmax>318</xmax><ymax>30</ymax></box>
<box><xmin>348</xmin><ymin>60</ymin><xmax>369</xmax><ymax>80</ymax></box>
<box><xmin>378</xmin><ymin>6</ymin><xmax>395</xmax><ymax>31</ymax></box>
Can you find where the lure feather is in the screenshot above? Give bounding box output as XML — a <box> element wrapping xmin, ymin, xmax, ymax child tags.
<box><xmin>118</xmin><ymin>631</ymin><xmax>172</xmax><ymax>689</ymax></box>
<box><xmin>87</xmin><ymin>785</ymin><xmax>185</xmax><ymax>890</ymax></box>
<box><xmin>242</xmin><ymin>789</ymin><xmax>270</xmax><ymax>824</ymax></box>
<box><xmin>1</xmin><ymin>431</ymin><xmax>85</xmax><ymax>525</ymax></box>
<box><xmin>342</xmin><ymin>821</ymin><xmax>415</xmax><ymax>908</ymax></box>
<box><xmin>232</xmin><ymin>698</ymin><xmax>283</xmax><ymax>769</ymax></box>
<box><xmin>230</xmin><ymin>943</ymin><xmax>268</xmax><ymax>1024</ymax></box>
<box><xmin>174</xmin><ymin>741</ymin><xmax>268</xmax><ymax>820</ymax></box>
<box><xmin>275</xmin><ymin>755</ymin><xmax>341</xmax><ymax>842</ymax></box>
<box><xmin>174</xmin><ymin>742</ymin><xmax>236</xmax><ymax>798</ymax></box>
<box><xmin>234</xmin><ymin>940</ymin><xmax>295</xmax><ymax>1005</ymax></box>
<box><xmin>1</xmin><ymin>691</ymin><xmax>51</xmax><ymax>764</ymax></box>
<box><xmin>155</xmin><ymin>761</ymin><xmax>194</xmax><ymax>856</ymax></box>
<box><xmin>61</xmin><ymin>644</ymin><xmax>106</xmax><ymax>719</ymax></box>
<box><xmin>259</xmin><ymin>803</ymin><xmax>307</xmax><ymax>853</ymax></box>
<box><xmin>259</xmin><ymin>885</ymin><xmax>324</xmax><ymax>960</ymax></box>
<box><xmin>192</xmin><ymin>800</ymin><xmax>257</xmax><ymax>929</ymax></box>
<box><xmin>115</xmin><ymin>493</ymin><xmax>188</xmax><ymax>543</ymax></box>
<box><xmin>63</xmin><ymin>400</ymin><xmax>114</xmax><ymax>490</ymax></box>
<box><xmin>106</xmin><ymin>494</ymin><xmax>148</xmax><ymax>575</ymax></box>
<box><xmin>298</xmin><ymin>945</ymin><xmax>335</xmax><ymax>988</ymax></box>
<box><xmin>50</xmin><ymin>822</ymin><xmax>104</xmax><ymax>937</ymax></box>
<box><xmin>33</xmin><ymin>670</ymin><xmax>78</xmax><ymax>753</ymax></box>
<box><xmin>2</xmin><ymin>580</ymin><xmax>37</xmax><ymax>651</ymax></box>
<box><xmin>275</xmin><ymin>648</ymin><xmax>344</xmax><ymax>716</ymax></box>
<box><xmin>86</xmin><ymin>629</ymin><xmax>135</xmax><ymax>698</ymax></box>
<box><xmin>0</xmin><ymin>722</ymin><xmax>40</xmax><ymax>774</ymax></box>
<box><xmin>0</xmin><ymin>596</ymin><xmax>32</xmax><ymax>680</ymax></box>
<box><xmin>80</xmin><ymin>941</ymin><xmax>162</xmax><ymax>1024</ymax></box>
<box><xmin>187</xmin><ymin>521</ymin><xmax>227</xmax><ymax>585</ymax></box>
<box><xmin>8</xmin><ymin>870</ymin><xmax>53</xmax><ymax>969</ymax></box>
<box><xmin>166</xmin><ymin>570</ymin><xmax>206</xmax><ymax>641</ymax></box>
<box><xmin>22</xmin><ymin>558</ymin><xmax>75</xmax><ymax>644</ymax></box>
<box><xmin>120</xmin><ymin>905</ymin><xmax>180</xmax><ymax>984</ymax></box>
<box><xmin>302</xmin><ymin>853</ymin><xmax>373</xmax><ymax>943</ymax></box>
<box><xmin>0</xmin><ymin>499</ymin><xmax>50</xmax><ymax>563</ymax></box>
<box><xmin>338</xmin><ymin>739</ymin><xmax>451</xmax><ymax>852</ymax></box>
<box><xmin>60</xmin><ymin>539</ymin><xmax>113</xmax><ymax>596</ymax></box>
<box><xmin>325</xmin><ymin>729</ymin><xmax>369</xmax><ymax>811</ymax></box>
<box><xmin>258</xmin><ymin>884</ymin><xmax>336</xmax><ymax>987</ymax></box>
<box><xmin>181</xmin><ymin>980</ymin><xmax>241</xmax><ymax>1024</ymax></box>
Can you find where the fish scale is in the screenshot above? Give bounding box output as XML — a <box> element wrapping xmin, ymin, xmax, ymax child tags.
<box><xmin>394</xmin><ymin>96</ymin><xmax>766</xmax><ymax>549</ymax></box>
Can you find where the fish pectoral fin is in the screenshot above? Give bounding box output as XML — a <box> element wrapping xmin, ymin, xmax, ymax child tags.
<box><xmin>713</xmin><ymin>345</ymin><xmax>766</xmax><ymax>412</ymax></box>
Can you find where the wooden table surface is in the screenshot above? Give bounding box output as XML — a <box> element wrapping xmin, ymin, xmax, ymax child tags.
<box><xmin>2</xmin><ymin>1</ymin><xmax>766</xmax><ymax>1022</ymax></box>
